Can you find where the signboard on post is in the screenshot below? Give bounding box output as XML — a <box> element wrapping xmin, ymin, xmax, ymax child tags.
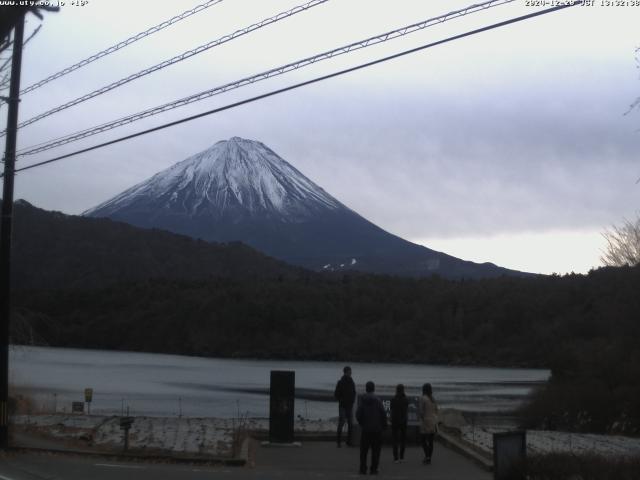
<box><xmin>377</xmin><ymin>395</ymin><xmax>421</xmax><ymax>424</ymax></box>
<box><xmin>119</xmin><ymin>416</ymin><xmax>135</xmax><ymax>451</ymax></box>
<box><xmin>269</xmin><ymin>370</ymin><xmax>295</xmax><ymax>444</ymax></box>
<box><xmin>71</xmin><ymin>401</ymin><xmax>84</xmax><ymax>414</ymax></box>
<box><xmin>84</xmin><ymin>388</ymin><xmax>93</xmax><ymax>414</ymax></box>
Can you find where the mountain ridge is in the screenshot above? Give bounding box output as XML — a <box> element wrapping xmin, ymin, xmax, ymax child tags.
<box><xmin>85</xmin><ymin>137</ymin><xmax>531</xmax><ymax>279</ymax></box>
<box><xmin>7</xmin><ymin>199</ymin><xmax>306</xmax><ymax>291</ymax></box>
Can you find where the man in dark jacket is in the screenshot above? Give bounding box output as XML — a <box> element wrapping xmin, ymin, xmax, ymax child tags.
<box><xmin>334</xmin><ymin>366</ymin><xmax>356</xmax><ymax>447</ymax></box>
<box><xmin>356</xmin><ymin>381</ymin><xmax>387</xmax><ymax>475</ymax></box>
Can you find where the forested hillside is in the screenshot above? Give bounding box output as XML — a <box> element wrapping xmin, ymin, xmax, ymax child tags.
<box><xmin>14</xmin><ymin>266</ymin><xmax>639</xmax><ymax>368</ymax></box>
<box><xmin>9</xmin><ymin>200</ymin><xmax>305</xmax><ymax>290</ymax></box>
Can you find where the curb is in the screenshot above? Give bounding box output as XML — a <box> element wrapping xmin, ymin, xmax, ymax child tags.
<box><xmin>8</xmin><ymin>443</ymin><xmax>248</xmax><ymax>466</ymax></box>
<box><xmin>228</xmin><ymin>437</ymin><xmax>250</xmax><ymax>466</ymax></box>
<box><xmin>252</xmin><ymin>432</ymin><xmax>335</xmax><ymax>442</ymax></box>
<box><xmin>437</xmin><ymin>431</ymin><xmax>493</xmax><ymax>472</ymax></box>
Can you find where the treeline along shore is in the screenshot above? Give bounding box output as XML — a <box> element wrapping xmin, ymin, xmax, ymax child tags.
<box><xmin>12</xmin><ymin>264</ymin><xmax>640</xmax><ymax>435</ymax></box>
<box><xmin>6</xmin><ymin>200</ymin><xmax>640</xmax><ymax>434</ymax></box>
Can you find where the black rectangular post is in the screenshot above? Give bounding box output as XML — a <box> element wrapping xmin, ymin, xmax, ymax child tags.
<box><xmin>269</xmin><ymin>370</ymin><xmax>294</xmax><ymax>443</ymax></box>
<box><xmin>493</xmin><ymin>431</ymin><xmax>526</xmax><ymax>480</ymax></box>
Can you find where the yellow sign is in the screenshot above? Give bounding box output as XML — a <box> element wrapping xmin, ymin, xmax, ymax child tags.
<box><xmin>84</xmin><ymin>388</ymin><xmax>93</xmax><ymax>403</ymax></box>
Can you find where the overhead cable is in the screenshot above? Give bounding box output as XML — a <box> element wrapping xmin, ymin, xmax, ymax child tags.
<box><xmin>5</xmin><ymin>0</ymin><xmax>329</xmax><ymax>136</ymax></box>
<box><xmin>20</xmin><ymin>0</ymin><xmax>226</xmax><ymax>95</ymax></box>
<box><xmin>17</xmin><ymin>0</ymin><xmax>516</xmax><ymax>156</ymax></box>
<box><xmin>10</xmin><ymin>2</ymin><xmax>583</xmax><ymax>176</ymax></box>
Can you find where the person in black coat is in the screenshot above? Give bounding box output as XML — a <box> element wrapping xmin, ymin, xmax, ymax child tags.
<box><xmin>334</xmin><ymin>365</ymin><xmax>356</xmax><ymax>447</ymax></box>
<box><xmin>390</xmin><ymin>383</ymin><xmax>409</xmax><ymax>462</ymax></box>
<box><xmin>356</xmin><ymin>381</ymin><xmax>387</xmax><ymax>475</ymax></box>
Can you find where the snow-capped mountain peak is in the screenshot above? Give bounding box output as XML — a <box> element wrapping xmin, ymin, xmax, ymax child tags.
<box><xmin>84</xmin><ymin>137</ymin><xmax>343</xmax><ymax>220</ymax></box>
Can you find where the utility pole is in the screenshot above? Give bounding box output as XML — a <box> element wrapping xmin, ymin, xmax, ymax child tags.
<box><xmin>0</xmin><ymin>13</ymin><xmax>25</xmax><ymax>449</ymax></box>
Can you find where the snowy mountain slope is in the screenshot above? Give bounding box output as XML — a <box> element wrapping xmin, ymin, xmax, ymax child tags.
<box><xmin>85</xmin><ymin>137</ymin><xmax>343</xmax><ymax>221</ymax></box>
<box><xmin>85</xmin><ymin>137</ymin><xmax>528</xmax><ymax>279</ymax></box>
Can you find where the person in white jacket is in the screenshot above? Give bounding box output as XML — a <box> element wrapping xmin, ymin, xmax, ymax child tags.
<box><xmin>418</xmin><ymin>383</ymin><xmax>438</xmax><ymax>464</ymax></box>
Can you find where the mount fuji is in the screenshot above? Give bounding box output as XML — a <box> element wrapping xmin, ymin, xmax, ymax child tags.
<box><xmin>85</xmin><ymin>137</ymin><xmax>525</xmax><ymax>278</ymax></box>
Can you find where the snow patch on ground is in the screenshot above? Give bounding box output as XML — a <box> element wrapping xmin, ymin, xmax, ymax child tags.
<box><xmin>459</xmin><ymin>424</ymin><xmax>640</xmax><ymax>457</ymax></box>
<box><xmin>13</xmin><ymin>415</ymin><xmax>237</xmax><ymax>458</ymax></box>
<box><xmin>11</xmin><ymin>415</ymin><xmax>337</xmax><ymax>458</ymax></box>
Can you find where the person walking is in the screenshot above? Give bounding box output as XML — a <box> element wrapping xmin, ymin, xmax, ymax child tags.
<box><xmin>390</xmin><ymin>383</ymin><xmax>409</xmax><ymax>463</ymax></box>
<box><xmin>418</xmin><ymin>382</ymin><xmax>438</xmax><ymax>465</ymax></box>
<box><xmin>334</xmin><ymin>366</ymin><xmax>356</xmax><ymax>447</ymax></box>
<box><xmin>356</xmin><ymin>381</ymin><xmax>387</xmax><ymax>475</ymax></box>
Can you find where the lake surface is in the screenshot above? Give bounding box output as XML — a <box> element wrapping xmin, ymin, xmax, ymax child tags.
<box><xmin>10</xmin><ymin>346</ymin><xmax>548</xmax><ymax>419</ymax></box>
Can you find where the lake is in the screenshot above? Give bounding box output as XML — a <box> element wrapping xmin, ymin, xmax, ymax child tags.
<box><xmin>10</xmin><ymin>346</ymin><xmax>548</xmax><ymax>419</ymax></box>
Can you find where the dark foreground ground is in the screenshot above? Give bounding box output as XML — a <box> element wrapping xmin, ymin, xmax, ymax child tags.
<box><xmin>0</xmin><ymin>439</ymin><xmax>491</xmax><ymax>480</ymax></box>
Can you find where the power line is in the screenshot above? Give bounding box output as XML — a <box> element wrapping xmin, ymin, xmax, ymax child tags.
<box><xmin>4</xmin><ymin>0</ymin><xmax>328</xmax><ymax>137</ymax></box>
<box><xmin>10</xmin><ymin>2</ymin><xmax>583</xmax><ymax>176</ymax></box>
<box><xmin>19</xmin><ymin>0</ymin><xmax>225</xmax><ymax>95</ymax></box>
<box><xmin>17</xmin><ymin>0</ymin><xmax>517</xmax><ymax>157</ymax></box>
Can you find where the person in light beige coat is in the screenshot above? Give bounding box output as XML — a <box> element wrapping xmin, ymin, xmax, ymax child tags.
<box><xmin>418</xmin><ymin>383</ymin><xmax>438</xmax><ymax>464</ymax></box>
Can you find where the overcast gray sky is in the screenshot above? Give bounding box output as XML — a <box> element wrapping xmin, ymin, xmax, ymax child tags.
<box><xmin>4</xmin><ymin>0</ymin><xmax>639</xmax><ymax>274</ymax></box>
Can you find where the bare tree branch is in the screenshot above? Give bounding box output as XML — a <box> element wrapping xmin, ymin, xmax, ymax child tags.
<box><xmin>626</xmin><ymin>46</ymin><xmax>640</xmax><ymax>115</ymax></box>
<box><xmin>1</xmin><ymin>23</ymin><xmax>41</xmax><ymax>75</ymax></box>
<box><xmin>601</xmin><ymin>214</ymin><xmax>640</xmax><ymax>267</ymax></box>
<box><xmin>0</xmin><ymin>55</ymin><xmax>12</xmax><ymax>74</ymax></box>
<box><xmin>23</xmin><ymin>24</ymin><xmax>41</xmax><ymax>48</ymax></box>
<box><xmin>0</xmin><ymin>39</ymin><xmax>13</xmax><ymax>56</ymax></box>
